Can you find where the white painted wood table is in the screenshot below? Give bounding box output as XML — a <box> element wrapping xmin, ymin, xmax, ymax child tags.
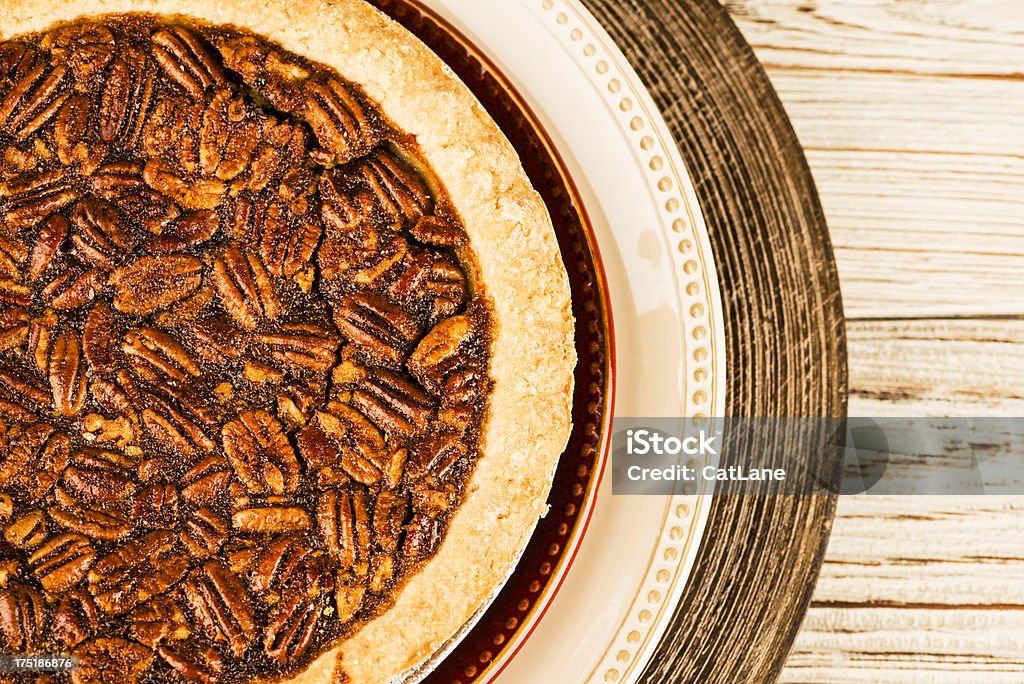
<box><xmin>721</xmin><ymin>1</ymin><xmax>1024</xmax><ymax>681</ymax></box>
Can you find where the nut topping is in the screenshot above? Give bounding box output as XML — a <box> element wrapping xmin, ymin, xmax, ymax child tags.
<box><xmin>0</xmin><ymin>581</ymin><xmax>46</xmax><ymax>651</ymax></box>
<box><xmin>263</xmin><ymin>586</ymin><xmax>322</xmax><ymax>666</ymax></box>
<box><xmin>111</xmin><ymin>254</ymin><xmax>203</xmax><ymax>315</ymax></box>
<box><xmin>0</xmin><ymin>14</ymin><xmax>494</xmax><ymax>680</ymax></box>
<box><xmin>51</xmin><ymin>588</ymin><xmax>99</xmax><ymax>648</ymax></box>
<box><xmin>127</xmin><ymin>595</ymin><xmax>190</xmax><ymax>648</ymax></box>
<box><xmin>222</xmin><ymin>410</ymin><xmax>300</xmax><ymax>495</ymax></box>
<box><xmin>211</xmin><ymin>245</ymin><xmax>281</xmax><ymax>330</ymax></box>
<box><xmin>28</xmin><ymin>532</ymin><xmax>95</xmax><ymax>592</ymax></box>
<box><xmin>333</xmin><ymin>291</ymin><xmax>420</xmax><ymax>366</ymax></box>
<box><xmin>72</xmin><ymin>637</ymin><xmax>153</xmax><ymax>684</ymax></box>
<box><xmin>181</xmin><ymin>561</ymin><xmax>256</xmax><ymax>658</ymax></box>
<box><xmin>87</xmin><ymin>530</ymin><xmax>190</xmax><ymax>615</ymax></box>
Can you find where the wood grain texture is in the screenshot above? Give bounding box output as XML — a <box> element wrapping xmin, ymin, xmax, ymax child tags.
<box><xmin>722</xmin><ymin>0</ymin><xmax>1024</xmax><ymax>77</ymax></box>
<box><xmin>720</xmin><ymin>2</ymin><xmax>1024</xmax><ymax>680</ymax></box>
<box><xmin>810</xmin><ymin>150</ymin><xmax>1024</xmax><ymax>318</ymax></box>
<box><xmin>580</xmin><ymin>1</ymin><xmax>847</xmax><ymax>683</ymax></box>
<box><xmin>781</xmin><ymin>495</ymin><xmax>1024</xmax><ymax>682</ymax></box>
<box><xmin>723</xmin><ymin>0</ymin><xmax>1024</xmax><ymax>319</ymax></box>
<box><xmin>848</xmin><ymin>319</ymin><xmax>1024</xmax><ymax>417</ymax></box>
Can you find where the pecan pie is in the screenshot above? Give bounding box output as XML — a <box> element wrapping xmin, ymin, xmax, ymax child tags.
<box><xmin>0</xmin><ymin>1</ymin><xmax>575</xmax><ymax>682</ymax></box>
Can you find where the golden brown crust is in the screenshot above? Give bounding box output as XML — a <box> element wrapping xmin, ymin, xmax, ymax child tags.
<box><xmin>2</xmin><ymin>1</ymin><xmax>575</xmax><ymax>682</ymax></box>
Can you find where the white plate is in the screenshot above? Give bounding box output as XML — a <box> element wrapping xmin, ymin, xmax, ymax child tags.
<box><xmin>418</xmin><ymin>1</ymin><xmax>728</xmax><ymax>681</ymax></box>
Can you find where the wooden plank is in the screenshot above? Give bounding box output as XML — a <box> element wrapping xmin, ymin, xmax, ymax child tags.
<box><xmin>772</xmin><ymin>71</ymin><xmax>1024</xmax><ymax>317</ymax></box>
<box><xmin>848</xmin><ymin>319</ymin><xmax>1024</xmax><ymax>416</ymax></box>
<box><xmin>781</xmin><ymin>496</ymin><xmax>1024</xmax><ymax>683</ymax></box>
<box><xmin>780</xmin><ymin>319</ymin><xmax>1024</xmax><ymax>681</ymax></box>
<box><xmin>725</xmin><ymin>0</ymin><xmax>1024</xmax><ymax>318</ymax></box>
<box><xmin>814</xmin><ymin>496</ymin><xmax>1024</xmax><ymax>605</ymax></box>
<box><xmin>782</xmin><ymin>606</ymin><xmax>1024</xmax><ymax>683</ymax></box>
<box><xmin>768</xmin><ymin>71</ymin><xmax>1024</xmax><ymax>158</ymax></box>
<box><xmin>724</xmin><ymin>0</ymin><xmax>1024</xmax><ymax>77</ymax></box>
<box><xmin>812</xmin><ymin>150</ymin><xmax>1024</xmax><ymax>318</ymax></box>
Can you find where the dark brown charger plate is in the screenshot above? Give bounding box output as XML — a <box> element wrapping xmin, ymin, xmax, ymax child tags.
<box><xmin>369</xmin><ymin>1</ymin><xmax>847</xmax><ymax>683</ymax></box>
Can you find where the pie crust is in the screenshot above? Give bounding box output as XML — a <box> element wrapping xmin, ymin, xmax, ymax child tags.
<box><xmin>0</xmin><ymin>1</ymin><xmax>575</xmax><ymax>682</ymax></box>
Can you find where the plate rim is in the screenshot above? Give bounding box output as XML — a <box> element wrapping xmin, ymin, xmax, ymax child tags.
<box><xmin>573</xmin><ymin>1</ymin><xmax>848</xmax><ymax>682</ymax></box>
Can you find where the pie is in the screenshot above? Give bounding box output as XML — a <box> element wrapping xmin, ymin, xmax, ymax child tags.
<box><xmin>0</xmin><ymin>1</ymin><xmax>575</xmax><ymax>682</ymax></box>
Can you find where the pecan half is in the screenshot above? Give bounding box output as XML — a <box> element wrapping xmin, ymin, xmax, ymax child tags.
<box><xmin>222</xmin><ymin>410</ymin><xmax>300</xmax><ymax>495</ymax></box>
<box><xmin>1</xmin><ymin>423</ymin><xmax>69</xmax><ymax>500</ymax></box>
<box><xmin>99</xmin><ymin>49</ymin><xmax>156</xmax><ymax>149</ymax></box>
<box><xmin>132</xmin><ymin>484</ymin><xmax>179</xmax><ymax>529</ymax></box>
<box><xmin>200</xmin><ymin>88</ymin><xmax>261</xmax><ymax>181</ymax></box>
<box><xmin>143</xmin><ymin>158</ymin><xmax>225</xmax><ymax>210</ymax></box>
<box><xmin>373</xmin><ymin>490</ymin><xmax>408</xmax><ymax>554</ymax></box>
<box><xmin>4</xmin><ymin>510</ymin><xmax>47</xmax><ymax>549</ymax></box>
<box><xmin>408</xmin><ymin>214</ymin><xmax>466</xmax><ymax>247</ymax></box>
<box><xmin>127</xmin><ymin>595</ymin><xmax>190</xmax><ymax>648</ymax></box>
<box><xmin>26</xmin><ymin>309</ymin><xmax>57</xmax><ymax>375</ymax></box>
<box><xmin>406</xmin><ymin>433</ymin><xmax>468</xmax><ymax>484</ymax></box>
<box><xmin>181</xmin><ymin>456</ymin><xmax>231</xmax><ymax>506</ymax></box>
<box><xmin>403</xmin><ymin>513</ymin><xmax>444</xmax><ymax>559</ymax></box>
<box><xmin>72</xmin><ymin>637</ymin><xmax>153</xmax><ymax>684</ymax></box>
<box><xmin>0</xmin><ymin>168</ymin><xmax>79</xmax><ymax>229</ymax></box>
<box><xmin>231</xmin><ymin>507</ymin><xmax>311</xmax><ymax>535</ymax></box>
<box><xmin>263</xmin><ymin>586</ymin><xmax>322</xmax><ymax>666</ymax></box>
<box><xmin>54</xmin><ymin>93</ymin><xmax>92</xmax><ymax>165</ymax></box>
<box><xmin>248</xmin><ymin>535</ymin><xmax>304</xmax><ymax>596</ymax></box>
<box><xmin>27</xmin><ymin>215</ymin><xmax>69</xmax><ymax>281</ymax></box>
<box><xmin>350</xmin><ymin>369</ymin><xmax>435</xmax><ymax>439</ymax></box>
<box><xmin>70</xmin><ymin>198</ymin><xmax>137</xmax><ymax>269</ymax></box>
<box><xmin>0</xmin><ymin>581</ymin><xmax>46</xmax><ymax>651</ymax></box>
<box><xmin>82</xmin><ymin>302</ymin><xmax>122</xmax><ymax>375</ymax></box>
<box><xmin>111</xmin><ymin>254</ymin><xmax>203</xmax><ymax>315</ymax></box>
<box><xmin>301</xmin><ymin>77</ymin><xmax>381</xmax><ymax>165</ymax></box>
<box><xmin>407</xmin><ymin>315</ymin><xmax>475</xmax><ymax>394</ymax></box>
<box><xmin>28</xmin><ymin>532</ymin><xmax>95</xmax><ymax>592</ymax></box>
<box><xmin>0</xmin><ymin>61</ymin><xmax>68</xmax><ymax>137</ymax></box>
<box><xmin>181</xmin><ymin>508</ymin><xmax>229</xmax><ymax>559</ymax></box>
<box><xmin>87</xmin><ymin>530</ymin><xmax>190</xmax><ymax>615</ymax></box>
<box><xmin>42</xmin><ymin>24</ymin><xmax>115</xmax><ymax>82</ymax></box>
<box><xmin>158</xmin><ymin>639</ymin><xmax>225</xmax><ymax>683</ymax></box>
<box><xmin>152</xmin><ymin>26</ymin><xmax>226</xmax><ymax>100</ymax></box>
<box><xmin>181</xmin><ymin>561</ymin><xmax>256</xmax><ymax>658</ymax></box>
<box><xmin>427</xmin><ymin>255</ymin><xmax>468</xmax><ymax>320</ymax></box>
<box><xmin>332</xmin><ymin>292</ymin><xmax>420</xmax><ymax>366</ymax></box>
<box><xmin>52</xmin><ymin>588</ymin><xmax>100</xmax><ymax>648</ymax></box>
<box><xmin>49</xmin><ymin>497</ymin><xmax>134</xmax><ymax>543</ymax></box>
<box><xmin>0</xmin><ymin>307</ymin><xmax>27</xmax><ymax>352</ymax></box>
<box><xmin>180</xmin><ymin>316</ymin><xmax>248</xmax><ymax>362</ymax></box>
<box><xmin>141</xmin><ymin>392</ymin><xmax>217</xmax><ymax>459</ymax></box>
<box><xmin>0</xmin><ymin>236</ymin><xmax>27</xmax><ymax>280</ymax></box>
<box><xmin>61</xmin><ymin>447</ymin><xmax>138</xmax><ymax>509</ymax></box>
<box><xmin>317</xmin><ymin>489</ymin><xmax>371</xmax><ymax>573</ymax></box>
<box><xmin>146</xmin><ymin>209</ymin><xmax>218</xmax><ymax>253</ymax></box>
<box><xmin>315</xmin><ymin>401</ymin><xmax>388</xmax><ymax>484</ymax></box>
<box><xmin>258</xmin><ymin>207</ymin><xmax>321</xmax><ymax>280</ymax></box>
<box><xmin>42</xmin><ymin>266</ymin><xmax>108</xmax><ymax>311</ymax></box>
<box><xmin>255</xmin><ymin>324</ymin><xmax>340</xmax><ymax>375</ymax></box>
<box><xmin>122</xmin><ymin>327</ymin><xmax>201</xmax><ymax>383</ymax></box>
<box><xmin>211</xmin><ymin>245</ymin><xmax>281</xmax><ymax>330</ymax></box>
<box><xmin>357</xmin><ymin>150</ymin><xmax>433</xmax><ymax>226</ymax></box>
<box><xmin>49</xmin><ymin>333</ymin><xmax>88</xmax><ymax>416</ymax></box>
